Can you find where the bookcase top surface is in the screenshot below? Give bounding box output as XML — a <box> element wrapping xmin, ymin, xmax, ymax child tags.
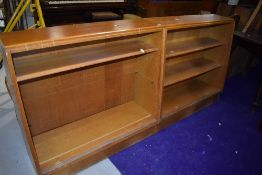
<box><xmin>0</xmin><ymin>14</ymin><xmax>233</xmax><ymax>53</ymax></box>
<box><xmin>0</xmin><ymin>19</ymin><xmax>161</xmax><ymax>53</ymax></box>
<box><xmin>146</xmin><ymin>14</ymin><xmax>234</xmax><ymax>29</ymax></box>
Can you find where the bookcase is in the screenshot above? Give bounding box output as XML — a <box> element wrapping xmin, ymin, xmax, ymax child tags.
<box><xmin>0</xmin><ymin>15</ymin><xmax>234</xmax><ymax>175</ymax></box>
<box><xmin>147</xmin><ymin>15</ymin><xmax>234</xmax><ymax>124</ymax></box>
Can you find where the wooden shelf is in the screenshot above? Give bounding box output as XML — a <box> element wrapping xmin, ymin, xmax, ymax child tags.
<box><xmin>164</xmin><ymin>57</ymin><xmax>221</xmax><ymax>87</ymax></box>
<box><xmin>166</xmin><ymin>37</ymin><xmax>223</xmax><ymax>58</ymax></box>
<box><xmin>162</xmin><ymin>79</ymin><xmax>220</xmax><ymax>118</ymax></box>
<box><xmin>14</xmin><ymin>40</ymin><xmax>158</xmax><ymax>82</ymax></box>
<box><xmin>33</xmin><ymin>101</ymin><xmax>155</xmax><ymax>173</ymax></box>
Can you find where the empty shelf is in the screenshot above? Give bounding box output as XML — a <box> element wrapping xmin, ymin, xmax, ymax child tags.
<box><xmin>14</xmin><ymin>40</ymin><xmax>158</xmax><ymax>82</ymax></box>
<box><xmin>166</xmin><ymin>37</ymin><xmax>223</xmax><ymax>58</ymax></box>
<box><xmin>164</xmin><ymin>57</ymin><xmax>221</xmax><ymax>87</ymax></box>
<box><xmin>33</xmin><ymin>101</ymin><xmax>155</xmax><ymax>173</ymax></box>
<box><xmin>162</xmin><ymin>79</ymin><xmax>220</xmax><ymax>118</ymax></box>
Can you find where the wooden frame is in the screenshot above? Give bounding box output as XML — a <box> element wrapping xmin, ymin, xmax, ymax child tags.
<box><xmin>153</xmin><ymin>18</ymin><xmax>235</xmax><ymax>120</ymax></box>
<box><xmin>0</xmin><ymin>15</ymin><xmax>234</xmax><ymax>175</ymax></box>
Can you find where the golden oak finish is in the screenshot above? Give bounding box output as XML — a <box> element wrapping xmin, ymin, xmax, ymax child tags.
<box><xmin>0</xmin><ymin>15</ymin><xmax>234</xmax><ymax>175</ymax></box>
<box><xmin>1</xmin><ymin>14</ymin><xmax>233</xmax><ymax>53</ymax></box>
<box><xmin>1</xmin><ymin>19</ymin><xmax>162</xmax><ymax>53</ymax></box>
<box><xmin>35</xmin><ymin>101</ymin><xmax>155</xmax><ymax>173</ymax></box>
<box><xmin>20</xmin><ymin>58</ymin><xmax>137</xmax><ymax>136</ymax></box>
<box><xmin>1</xmin><ymin>19</ymin><xmax>164</xmax><ymax>175</ymax></box>
<box><xmin>164</xmin><ymin>57</ymin><xmax>221</xmax><ymax>87</ymax></box>
<box><xmin>160</xmin><ymin>95</ymin><xmax>219</xmax><ymax>130</ymax></box>
<box><xmin>14</xmin><ymin>40</ymin><xmax>158</xmax><ymax>82</ymax></box>
<box><xmin>162</xmin><ymin>78</ymin><xmax>220</xmax><ymax>118</ymax></box>
<box><xmin>0</xmin><ymin>49</ymin><xmax>41</xmax><ymax>174</ymax></box>
<box><xmin>146</xmin><ymin>14</ymin><xmax>234</xmax><ymax>29</ymax></box>
<box><xmin>148</xmin><ymin>15</ymin><xmax>234</xmax><ymax>126</ymax></box>
<box><xmin>51</xmin><ymin>124</ymin><xmax>158</xmax><ymax>175</ymax></box>
<box><xmin>166</xmin><ymin>37</ymin><xmax>223</xmax><ymax>58</ymax></box>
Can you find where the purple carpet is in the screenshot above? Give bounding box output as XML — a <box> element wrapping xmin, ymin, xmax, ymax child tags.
<box><xmin>110</xmin><ymin>63</ymin><xmax>262</xmax><ymax>175</ymax></box>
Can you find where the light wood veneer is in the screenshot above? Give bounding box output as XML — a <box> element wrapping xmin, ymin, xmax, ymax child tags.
<box><xmin>0</xmin><ymin>15</ymin><xmax>234</xmax><ymax>175</ymax></box>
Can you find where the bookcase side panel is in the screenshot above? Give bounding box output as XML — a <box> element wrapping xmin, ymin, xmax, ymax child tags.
<box><xmin>1</xmin><ymin>48</ymin><xmax>41</xmax><ymax>174</ymax></box>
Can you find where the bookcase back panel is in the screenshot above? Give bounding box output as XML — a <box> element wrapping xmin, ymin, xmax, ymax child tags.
<box><xmin>198</xmin><ymin>67</ymin><xmax>225</xmax><ymax>89</ymax></box>
<box><xmin>19</xmin><ymin>58</ymin><xmax>137</xmax><ymax>136</ymax></box>
<box><xmin>134</xmin><ymin>52</ymin><xmax>163</xmax><ymax>118</ymax></box>
<box><xmin>161</xmin><ymin>70</ymin><xmax>221</xmax><ymax>118</ymax></box>
<box><xmin>16</xmin><ymin>31</ymin><xmax>163</xmax><ymax>137</ymax></box>
<box><xmin>12</xmin><ymin>32</ymin><xmax>159</xmax><ymax>83</ymax></box>
<box><xmin>167</xmin><ymin>24</ymin><xmax>227</xmax><ymax>43</ymax></box>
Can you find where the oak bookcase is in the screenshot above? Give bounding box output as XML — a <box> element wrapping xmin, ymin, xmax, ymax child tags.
<box><xmin>147</xmin><ymin>17</ymin><xmax>234</xmax><ymax>121</ymax></box>
<box><xmin>0</xmin><ymin>15</ymin><xmax>234</xmax><ymax>175</ymax></box>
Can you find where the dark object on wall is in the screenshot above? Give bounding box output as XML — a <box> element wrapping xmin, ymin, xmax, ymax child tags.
<box><xmin>217</xmin><ymin>1</ymin><xmax>262</xmax><ymax>77</ymax></box>
<box><xmin>3</xmin><ymin>0</ymin><xmax>13</xmax><ymax>22</ymax></box>
<box><xmin>228</xmin><ymin>0</ymin><xmax>262</xmax><ymax>112</ymax></box>
<box><xmin>40</xmin><ymin>0</ymin><xmax>128</xmax><ymax>26</ymax></box>
<box><xmin>137</xmin><ymin>0</ymin><xmax>202</xmax><ymax>17</ymax></box>
<box><xmin>253</xmin><ymin>80</ymin><xmax>262</xmax><ymax>112</ymax></box>
<box><xmin>259</xmin><ymin>118</ymin><xmax>262</xmax><ymax>131</ymax></box>
<box><xmin>233</xmin><ymin>31</ymin><xmax>262</xmax><ymax>110</ymax></box>
<box><xmin>202</xmin><ymin>0</ymin><xmax>219</xmax><ymax>13</ymax></box>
